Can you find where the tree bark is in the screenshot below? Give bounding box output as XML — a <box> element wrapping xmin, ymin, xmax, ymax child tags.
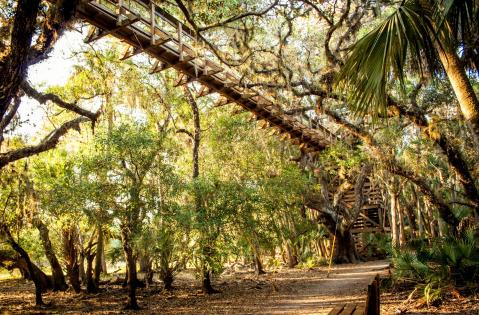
<box><xmin>0</xmin><ymin>224</ymin><xmax>49</xmax><ymax>305</ymax></box>
<box><xmin>184</xmin><ymin>87</ymin><xmax>219</xmax><ymax>293</ymax></box>
<box><xmin>389</xmin><ymin>189</ymin><xmax>399</xmax><ymax>248</ymax></box>
<box><xmin>94</xmin><ymin>225</ymin><xmax>103</xmax><ymax>286</ymax></box>
<box><xmin>252</xmin><ymin>241</ymin><xmax>265</xmax><ymax>275</ymax></box>
<box><xmin>34</xmin><ymin>219</ymin><xmax>68</xmax><ymax>291</ymax></box>
<box><xmin>437</xmin><ymin>42</ymin><xmax>479</xmax><ymax>143</ymax></box>
<box><xmin>85</xmin><ymin>249</ymin><xmax>97</xmax><ymax>293</ymax></box>
<box><xmin>121</xmin><ymin>226</ymin><xmax>140</xmax><ymax>310</ymax></box>
<box><xmin>0</xmin><ymin>0</ymin><xmax>41</xmax><ymax>119</ymax></box>
<box><xmin>417</xmin><ymin>198</ymin><xmax>425</xmax><ymax>238</ymax></box>
<box><xmin>62</xmin><ymin>226</ymin><xmax>81</xmax><ymax>293</ymax></box>
<box><xmin>284</xmin><ymin>240</ymin><xmax>298</xmax><ymax>268</ymax></box>
<box><xmin>333</xmin><ymin>230</ymin><xmax>359</xmax><ymax>264</ymax></box>
<box><xmin>398</xmin><ymin>204</ymin><xmax>406</xmax><ymax>247</ymax></box>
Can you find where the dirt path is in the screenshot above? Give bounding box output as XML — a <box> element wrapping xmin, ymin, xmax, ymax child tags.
<box><xmin>201</xmin><ymin>259</ymin><xmax>390</xmax><ymax>315</ymax></box>
<box><xmin>0</xmin><ymin>260</ymin><xmax>390</xmax><ymax>314</ymax></box>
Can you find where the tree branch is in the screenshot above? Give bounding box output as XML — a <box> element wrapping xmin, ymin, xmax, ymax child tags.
<box><xmin>20</xmin><ymin>81</ymin><xmax>100</xmax><ymax>122</ymax></box>
<box><xmin>197</xmin><ymin>1</ymin><xmax>280</xmax><ymax>32</ymax></box>
<box><xmin>0</xmin><ymin>117</ymin><xmax>90</xmax><ymax>169</ymax></box>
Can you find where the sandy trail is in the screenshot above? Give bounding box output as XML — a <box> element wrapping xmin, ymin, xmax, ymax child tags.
<box><xmin>201</xmin><ymin>260</ymin><xmax>390</xmax><ymax>315</ymax></box>
<box><xmin>0</xmin><ymin>260</ymin><xmax>390</xmax><ymax>314</ymax></box>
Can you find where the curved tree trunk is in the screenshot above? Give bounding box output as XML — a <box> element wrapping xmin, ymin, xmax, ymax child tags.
<box><xmin>0</xmin><ymin>224</ymin><xmax>50</xmax><ymax>305</ymax></box>
<box><xmin>202</xmin><ymin>269</ymin><xmax>218</xmax><ymax>294</ymax></box>
<box><xmin>34</xmin><ymin>219</ymin><xmax>68</xmax><ymax>291</ymax></box>
<box><xmin>437</xmin><ymin>43</ymin><xmax>479</xmax><ymax>143</ymax></box>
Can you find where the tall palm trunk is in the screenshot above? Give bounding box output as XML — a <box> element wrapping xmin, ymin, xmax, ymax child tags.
<box><xmin>437</xmin><ymin>43</ymin><xmax>479</xmax><ymax>142</ymax></box>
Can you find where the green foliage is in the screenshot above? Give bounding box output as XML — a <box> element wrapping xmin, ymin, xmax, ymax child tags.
<box><xmin>337</xmin><ymin>0</ymin><xmax>439</xmax><ymax>117</ymax></box>
<box><xmin>392</xmin><ymin>230</ymin><xmax>479</xmax><ymax>304</ymax></box>
<box><xmin>362</xmin><ymin>232</ymin><xmax>392</xmax><ymax>258</ymax></box>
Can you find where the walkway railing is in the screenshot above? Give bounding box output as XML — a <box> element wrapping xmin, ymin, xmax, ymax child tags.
<box><xmin>74</xmin><ymin>0</ymin><xmax>334</xmax><ymax>152</ymax></box>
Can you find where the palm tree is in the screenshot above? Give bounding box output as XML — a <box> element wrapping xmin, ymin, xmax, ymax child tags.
<box><xmin>337</xmin><ymin>0</ymin><xmax>479</xmax><ymax>141</ymax></box>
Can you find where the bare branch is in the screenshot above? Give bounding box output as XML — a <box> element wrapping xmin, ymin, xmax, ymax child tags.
<box><xmin>20</xmin><ymin>81</ymin><xmax>100</xmax><ymax>122</ymax></box>
<box><xmin>176</xmin><ymin>128</ymin><xmax>194</xmax><ymax>139</ymax></box>
<box><xmin>198</xmin><ymin>1</ymin><xmax>280</xmax><ymax>32</ymax></box>
<box><xmin>0</xmin><ymin>117</ymin><xmax>90</xmax><ymax>169</ymax></box>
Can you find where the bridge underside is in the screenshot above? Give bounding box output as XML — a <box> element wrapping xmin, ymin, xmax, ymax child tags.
<box><xmin>74</xmin><ymin>0</ymin><xmax>333</xmax><ymax>152</ymax></box>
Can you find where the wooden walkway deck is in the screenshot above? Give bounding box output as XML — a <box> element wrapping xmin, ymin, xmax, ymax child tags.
<box><xmin>73</xmin><ymin>0</ymin><xmax>333</xmax><ymax>152</ymax></box>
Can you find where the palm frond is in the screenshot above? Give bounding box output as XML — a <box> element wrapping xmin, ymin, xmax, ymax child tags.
<box><xmin>336</xmin><ymin>0</ymin><xmax>439</xmax><ymax>117</ymax></box>
<box><xmin>437</xmin><ymin>0</ymin><xmax>477</xmax><ymax>39</ymax></box>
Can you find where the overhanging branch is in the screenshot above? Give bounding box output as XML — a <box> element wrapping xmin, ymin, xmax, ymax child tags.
<box><xmin>21</xmin><ymin>81</ymin><xmax>100</xmax><ymax>122</ymax></box>
<box><xmin>0</xmin><ymin>117</ymin><xmax>90</xmax><ymax>169</ymax></box>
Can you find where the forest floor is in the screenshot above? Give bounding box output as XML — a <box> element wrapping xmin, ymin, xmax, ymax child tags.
<box><xmin>0</xmin><ymin>260</ymin><xmax>477</xmax><ymax>314</ymax></box>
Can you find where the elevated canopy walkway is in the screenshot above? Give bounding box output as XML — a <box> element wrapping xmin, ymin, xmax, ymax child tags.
<box><xmin>73</xmin><ymin>0</ymin><xmax>333</xmax><ymax>152</ymax></box>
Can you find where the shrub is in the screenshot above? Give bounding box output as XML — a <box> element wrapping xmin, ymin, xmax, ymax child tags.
<box><xmin>392</xmin><ymin>229</ymin><xmax>479</xmax><ymax>305</ymax></box>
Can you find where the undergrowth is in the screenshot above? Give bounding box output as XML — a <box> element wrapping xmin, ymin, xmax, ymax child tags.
<box><xmin>391</xmin><ymin>229</ymin><xmax>479</xmax><ymax>306</ymax></box>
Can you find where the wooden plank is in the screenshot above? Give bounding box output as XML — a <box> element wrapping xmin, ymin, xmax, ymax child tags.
<box><xmin>352</xmin><ymin>306</ymin><xmax>365</xmax><ymax>315</ymax></box>
<box><xmin>375</xmin><ymin>274</ymin><xmax>380</xmax><ymax>315</ymax></box>
<box><xmin>120</xmin><ymin>45</ymin><xmax>143</xmax><ymax>60</ymax></box>
<box><xmin>328</xmin><ymin>304</ymin><xmax>345</xmax><ymax>315</ymax></box>
<box><xmin>341</xmin><ymin>305</ymin><xmax>357</xmax><ymax>315</ymax></box>
<box><xmin>195</xmin><ymin>85</ymin><xmax>213</xmax><ymax>98</ymax></box>
<box><xmin>365</xmin><ymin>275</ymin><xmax>379</xmax><ymax>315</ymax></box>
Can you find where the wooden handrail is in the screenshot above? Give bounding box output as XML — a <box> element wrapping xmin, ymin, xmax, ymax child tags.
<box><xmin>70</xmin><ymin>0</ymin><xmax>335</xmax><ymax>152</ymax></box>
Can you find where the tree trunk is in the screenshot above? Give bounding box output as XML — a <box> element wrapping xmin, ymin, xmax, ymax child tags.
<box><xmin>333</xmin><ymin>230</ymin><xmax>359</xmax><ymax>264</ymax></box>
<box><xmin>35</xmin><ymin>219</ymin><xmax>68</xmax><ymax>291</ymax></box>
<box><xmin>67</xmin><ymin>262</ymin><xmax>81</xmax><ymax>293</ymax></box>
<box><xmin>139</xmin><ymin>254</ymin><xmax>153</xmax><ymax>285</ymax></box>
<box><xmin>0</xmin><ymin>225</ymin><xmax>49</xmax><ymax>305</ymax></box>
<box><xmin>437</xmin><ymin>42</ymin><xmax>479</xmax><ymax>143</ymax></box>
<box><xmin>398</xmin><ymin>204</ymin><xmax>406</xmax><ymax>247</ymax></box>
<box><xmin>251</xmin><ymin>238</ymin><xmax>265</xmax><ymax>275</ymax></box>
<box><xmin>202</xmin><ymin>269</ymin><xmax>218</xmax><ymax>294</ymax></box>
<box><xmin>184</xmin><ymin>87</ymin><xmax>220</xmax><ymax>294</ymax></box>
<box><xmin>162</xmin><ymin>271</ymin><xmax>173</xmax><ymax>290</ymax></box>
<box><xmin>78</xmin><ymin>231</ymin><xmax>86</xmax><ymax>285</ymax></box>
<box><xmin>425</xmin><ymin>201</ymin><xmax>438</xmax><ymax>238</ymax></box>
<box><xmin>85</xmin><ymin>250</ymin><xmax>97</xmax><ymax>293</ymax></box>
<box><xmin>101</xmin><ymin>246</ymin><xmax>107</xmax><ymax>275</ymax></box>
<box><xmin>121</xmin><ymin>227</ymin><xmax>140</xmax><ymax>310</ymax></box>
<box><xmin>94</xmin><ymin>226</ymin><xmax>103</xmax><ymax>286</ymax></box>
<box><xmin>79</xmin><ymin>250</ymin><xmax>86</xmax><ymax>285</ymax></box>
<box><xmin>389</xmin><ymin>190</ymin><xmax>400</xmax><ymax>248</ymax></box>
<box><xmin>417</xmin><ymin>198</ymin><xmax>425</xmax><ymax>238</ymax></box>
<box><xmin>253</xmin><ymin>252</ymin><xmax>265</xmax><ymax>275</ymax></box>
<box><xmin>61</xmin><ymin>226</ymin><xmax>81</xmax><ymax>293</ymax></box>
<box><xmin>284</xmin><ymin>240</ymin><xmax>298</xmax><ymax>268</ymax></box>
